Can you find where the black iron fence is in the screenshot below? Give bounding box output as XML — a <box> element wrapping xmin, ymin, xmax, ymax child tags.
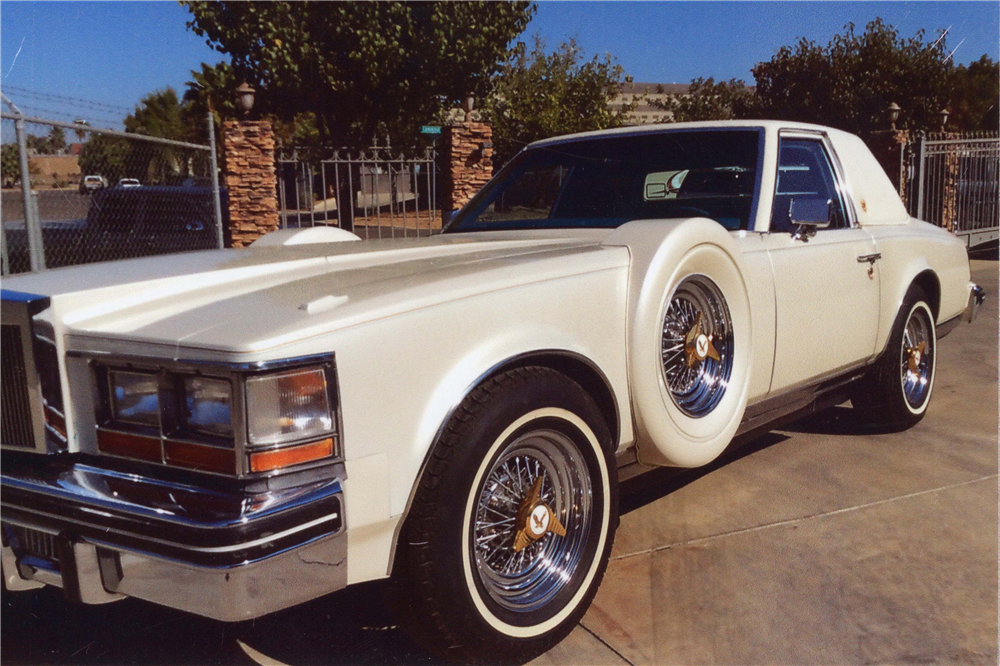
<box><xmin>276</xmin><ymin>143</ymin><xmax>440</xmax><ymax>240</ymax></box>
<box><xmin>902</xmin><ymin>131</ymin><xmax>999</xmax><ymax>249</ymax></box>
<box><xmin>1</xmin><ymin>95</ymin><xmax>224</xmax><ymax>275</ymax></box>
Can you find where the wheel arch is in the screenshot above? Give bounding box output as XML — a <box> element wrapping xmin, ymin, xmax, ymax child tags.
<box><xmin>911</xmin><ymin>269</ymin><xmax>941</xmax><ymax>320</ymax></box>
<box><xmin>387</xmin><ymin>349</ymin><xmax>620</xmax><ymax>576</ymax></box>
<box><xmin>875</xmin><ymin>256</ymin><xmax>943</xmax><ymax>357</ymax></box>
<box><xmin>479</xmin><ymin>351</ymin><xmax>620</xmax><ymax>449</ymax></box>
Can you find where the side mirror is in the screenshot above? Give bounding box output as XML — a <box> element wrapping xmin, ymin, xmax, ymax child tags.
<box><xmin>789</xmin><ymin>198</ymin><xmax>832</xmax><ymax>241</ymax></box>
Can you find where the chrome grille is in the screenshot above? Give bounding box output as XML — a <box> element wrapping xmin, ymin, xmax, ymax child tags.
<box><xmin>1</xmin><ymin>324</ymin><xmax>35</xmax><ymax>449</ymax></box>
<box><xmin>7</xmin><ymin>524</ymin><xmax>60</xmax><ymax>563</ymax></box>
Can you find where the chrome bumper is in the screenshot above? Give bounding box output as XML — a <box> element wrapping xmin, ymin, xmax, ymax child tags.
<box><xmin>965</xmin><ymin>283</ymin><xmax>986</xmax><ymax>324</ymax></box>
<box><xmin>1</xmin><ymin>459</ymin><xmax>346</xmax><ymax>622</ymax></box>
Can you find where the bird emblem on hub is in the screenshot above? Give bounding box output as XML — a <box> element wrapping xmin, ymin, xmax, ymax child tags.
<box><xmin>512</xmin><ymin>475</ymin><xmax>566</xmax><ymax>552</ymax></box>
<box><xmin>684</xmin><ymin>311</ymin><xmax>722</xmax><ymax>368</ymax></box>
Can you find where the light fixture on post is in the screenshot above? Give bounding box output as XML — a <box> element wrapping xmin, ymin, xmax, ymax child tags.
<box><xmin>235</xmin><ymin>82</ymin><xmax>256</xmax><ymax>117</ymax></box>
<box><xmin>461</xmin><ymin>95</ymin><xmax>475</xmax><ymax>123</ymax></box>
<box><xmin>887</xmin><ymin>102</ymin><xmax>901</xmax><ymax>131</ymax></box>
<box><xmin>937</xmin><ymin>108</ymin><xmax>950</xmax><ymax>132</ymax></box>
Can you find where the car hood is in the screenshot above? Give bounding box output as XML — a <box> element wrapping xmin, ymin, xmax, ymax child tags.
<box><xmin>4</xmin><ymin>230</ymin><xmax>627</xmax><ymax>355</ymax></box>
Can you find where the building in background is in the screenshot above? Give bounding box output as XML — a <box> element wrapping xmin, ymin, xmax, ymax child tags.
<box><xmin>611</xmin><ymin>82</ymin><xmax>690</xmax><ymax>125</ymax></box>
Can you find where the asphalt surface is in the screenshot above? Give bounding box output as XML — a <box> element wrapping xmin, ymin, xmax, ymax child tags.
<box><xmin>2</xmin><ymin>260</ymin><xmax>996</xmax><ymax>666</ymax></box>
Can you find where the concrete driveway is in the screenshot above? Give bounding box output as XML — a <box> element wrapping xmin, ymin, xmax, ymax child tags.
<box><xmin>2</xmin><ymin>261</ymin><xmax>996</xmax><ymax>666</ymax></box>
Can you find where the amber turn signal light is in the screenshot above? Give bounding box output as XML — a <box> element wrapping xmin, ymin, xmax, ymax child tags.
<box><xmin>249</xmin><ymin>438</ymin><xmax>334</xmax><ymax>473</ymax></box>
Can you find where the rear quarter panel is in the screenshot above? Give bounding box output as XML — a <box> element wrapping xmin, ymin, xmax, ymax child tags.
<box><xmin>868</xmin><ymin>219</ymin><xmax>971</xmax><ymax>353</ymax></box>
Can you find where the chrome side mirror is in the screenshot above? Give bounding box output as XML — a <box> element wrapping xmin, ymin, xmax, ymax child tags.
<box><xmin>789</xmin><ymin>198</ymin><xmax>832</xmax><ymax>242</ymax></box>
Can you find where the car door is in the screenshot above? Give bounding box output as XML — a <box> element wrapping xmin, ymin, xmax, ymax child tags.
<box><xmin>760</xmin><ymin>131</ymin><xmax>880</xmax><ymax>394</ymax></box>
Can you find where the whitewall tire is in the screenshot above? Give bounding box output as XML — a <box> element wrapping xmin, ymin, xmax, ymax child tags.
<box><xmin>390</xmin><ymin>367</ymin><xmax>617</xmax><ymax>664</ymax></box>
<box><xmin>852</xmin><ymin>285</ymin><xmax>937</xmax><ymax>429</ymax></box>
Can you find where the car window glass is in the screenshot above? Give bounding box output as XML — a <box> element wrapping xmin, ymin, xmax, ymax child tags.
<box><xmin>446</xmin><ymin>129</ymin><xmax>762</xmax><ymax>232</ymax></box>
<box><xmin>770</xmin><ymin>138</ymin><xmax>848</xmax><ymax>233</ymax></box>
<box><xmin>476</xmin><ymin>164</ymin><xmax>568</xmax><ymax>224</ymax></box>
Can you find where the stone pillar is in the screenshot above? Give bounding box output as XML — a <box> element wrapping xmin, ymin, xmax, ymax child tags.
<box><xmin>867</xmin><ymin>129</ymin><xmax>911</xmax><ymax>195</ymax></box>
<box><xmin>937</xmin><ymin>132</ymin><xmax>961</xmax><ymax>232</ymax></box>
<box><xmin>442</xmin><ymin>121</ymin><xmax>493</xmax><ymax>218</ymax></box>
<box><xmin>222</xmin><ymin>120</ymin><xmax>279</xmax><ymax>247</ymax></box>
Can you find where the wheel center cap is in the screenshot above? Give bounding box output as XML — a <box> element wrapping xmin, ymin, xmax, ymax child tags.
<box><xmin>695</xmin><ymin>334</ymin><xmax>710</xmax><ymax>360</ymax></box>
<box><xmin>906</xmin><ymin>341</ymin><xmax>927</xmax><ymax>373</ymax></box>
<box><xmin>527</xmin><ymin>504</ymin><xmax>550</xmax><ymax>538</ymax></box>
<box><xmin>512</xmin><ymin>474</ymin><xmax>567</xmax><ymax>552</ymax></box>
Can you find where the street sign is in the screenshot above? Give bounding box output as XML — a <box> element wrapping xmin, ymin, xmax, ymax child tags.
<box><xmin>420</xmin><ymin>125</ymin><xmax>442</xmax><ymax>135</ymax></box>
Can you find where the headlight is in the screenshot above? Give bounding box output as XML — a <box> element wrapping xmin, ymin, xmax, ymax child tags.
<box><xmin>95</xmin><ymin>359</ymin><xmax>339</xmax><ymax>477</ymax></box>
<box><xmin>245</xmin><ymin>368</ymin><xmax>334</xmax><ymax>446</ymax></box>
<box><xmin>180</xmin><ymin>376</ymin><xmax>233</xmax><ymax>437</ymax></box>
<box><xmin>109</xmin><ymin>370</ymin><xmax>160</xmax><ymax>428</ymax></box>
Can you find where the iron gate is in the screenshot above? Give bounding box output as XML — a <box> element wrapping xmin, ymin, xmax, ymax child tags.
<box><xmin>276</xmin><ymin>144</ymin><xmax>440</xmax><ymax>240</ymax></box>
<box><xmin>902</xmin><ymin>131</ymin><xmax>999</xmax><ymax>248</ymax></box>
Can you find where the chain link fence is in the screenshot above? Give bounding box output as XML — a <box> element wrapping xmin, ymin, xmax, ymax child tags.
<box><xmin>1</xmin><ymin>99</ymin><xmax>224</xmax><ymax>275</ymax></box>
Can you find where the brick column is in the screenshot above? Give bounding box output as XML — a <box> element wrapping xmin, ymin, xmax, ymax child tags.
<box><xmin>442</xmin><ymin>121</ymin><xmax>493</xmax><ymax>218</ymax></box>
<box><xmin>867</xmin><ymin>129</ymin><xmax>911</xmax><ymax>195</ymax></box>
<box><xmin>222</xmin><ymin>120</ymin><xmax>279</xmax><ymax>247</ymax></box>
<box><xmin>936</xmin><ymin>132</ymin><xmax>961</xmax><ymax>232</ymax></box>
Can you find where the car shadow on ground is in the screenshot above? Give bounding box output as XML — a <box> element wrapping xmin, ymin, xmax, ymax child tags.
<box><xmin>3</xmin><ymin>406</ymin><xmax>863</xmax><ymax>666</ymax></box>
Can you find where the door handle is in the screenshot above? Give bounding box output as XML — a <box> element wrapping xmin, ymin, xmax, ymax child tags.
<box><xmin>856</xmin><ymin>253</ymin><xmax>882</xmax><ymax>264</ymax></box>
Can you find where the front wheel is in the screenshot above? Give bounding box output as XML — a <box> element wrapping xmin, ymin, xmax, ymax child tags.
<box><xmin>391</xmin><ymin>367</ymin><xmax>617</xmax><ymax>664</ymax></box>
<box><xmin>852</xmin><ymin>285</ymin><xmax>937</xmax><ymax>430</ymax></box>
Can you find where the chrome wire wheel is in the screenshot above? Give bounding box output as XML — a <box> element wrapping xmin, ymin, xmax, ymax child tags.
<box><xmin>471</xmin><ymin>428</ymin><xmax>592</xmax><ymax>615</ymax></box>
<box><xmin>661</xmin><ymin>275</ymin><xmax>734</xmax><ymax>417</ymax></box>
<box><xmin>900</xmin><ymin>305</ymin><xmax>934</xmax><ymax>410</ymax></box>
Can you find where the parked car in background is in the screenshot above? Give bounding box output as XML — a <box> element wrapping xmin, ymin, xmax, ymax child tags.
<box><xmin>117</xmin><ymin>178</ymin><xmax>141</xmax><ymax>188</ymax></box>
<box><xmin>78</xmin><ymin>175</ymin><xmax>107</xmax><ymax>194</ymax></box>
<box><xmin>3</xmin><ymin>185</ymin><xmax>224</xmax><ymax>272</ymax></box>
<box><xmin>0</xmin><ymin>121</ymin><xmax>985</xmax><ymax>664</ymax></box>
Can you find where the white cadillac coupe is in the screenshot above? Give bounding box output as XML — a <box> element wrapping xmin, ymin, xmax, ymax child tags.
<box><xmin>1</xmin><ymin>121</ymin><xmax>984</xmax><ymax>663</ymax></box>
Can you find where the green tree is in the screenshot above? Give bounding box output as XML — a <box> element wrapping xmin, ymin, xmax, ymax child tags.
<box><xmin>125</xmin><ymin>88</ymin><xmax>186</xmax><ymax>139</ymax></box>
<box><xmin>948</xmin><ymin>55</ymin><xmax>999</xmax><ymax>131</ymax></box>
<box><xmin>1</xmin><ymin>143</ymin><xmax>22</xmax><ymax>187</ymax></box>
<box><xmin>182</xmin><ymin>61</ymin><xmax>240</xmax><ymax>127</ymax></box>
<box><xmin>78</xmin><ymin>134</ymin><xmax>133</xmax><ymax>184</ymax></box>
<box><xmin>181</xmin><ymin>0</ymin><xmax>534</xmax><ymax>146</ymax></box>
<box><xmin>123</xmin><ymin>88</ymin><xmax>192</xmax><ymax>183</ymax></box>
<box><xmin>47</xmin><ymin>127</ymin><xmax>67</xmax><ymax>154</ymax></box>
<box><xmin>483</xmin><ymin>37</ymin><xmax>635</xmax><ymax>167</ymax></box>
<box><xmin>751</xmin><ymin>19</ymin><xmax>955</xmax><ymax>135</ymax></box>
<box><xmin>651</xmin><ymin>77</ymin><xmax>757</xmax><ymax>123</ymax></box>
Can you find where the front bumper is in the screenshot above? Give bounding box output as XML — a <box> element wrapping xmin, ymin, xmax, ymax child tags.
<box><xmin>1</xmin><ymin>457</ymin><xmax>346</xmax><ymax>621</ymax></box>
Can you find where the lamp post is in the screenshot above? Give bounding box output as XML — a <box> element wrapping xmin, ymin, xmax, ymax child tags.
<box><xmin>461</xmin><ymin>95</ymin><xmax>475</xmax><ymax>123</ymax></box>
<box><xmin>235</xmin><ymin>82</ymin><xmax>256</xmax><ymax>117</ymax></box>
<box><xmin>937</xmin><ymin>108</ymin><xmax>950</xmax><ymax>132</ymax></box>
<box><xmin>887</xmin><ymin>102</ymin><xmax>901</xmax><ymax>131</ymax></box>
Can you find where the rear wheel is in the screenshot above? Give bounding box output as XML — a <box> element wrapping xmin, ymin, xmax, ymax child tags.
<box><xmin>391</xmin><ymin>367</ymin><xmax>617</xmax><ymax>664</ymax></box>
<box><xmin>852</xmin><ymin>285</ymin><xmax>936</xmax><ymax>430</ymax></box>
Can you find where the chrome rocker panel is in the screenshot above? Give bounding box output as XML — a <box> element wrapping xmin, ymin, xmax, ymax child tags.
<box><xmin>1</xmin><ymin>458</ymin><xmax>346</xmax><ymax>622</ymax></box>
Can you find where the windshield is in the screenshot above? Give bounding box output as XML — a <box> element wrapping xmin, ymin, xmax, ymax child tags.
<box><xmin>445</xmin><ymin>128</ymin><xmax>762</xmax><ymax>233</ymax></box>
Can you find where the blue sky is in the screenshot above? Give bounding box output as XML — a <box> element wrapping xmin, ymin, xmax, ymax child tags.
<box><xmin>1</xmin><ymin>1</ymin><xmax>997</xmax><ymax>131</ymax></box>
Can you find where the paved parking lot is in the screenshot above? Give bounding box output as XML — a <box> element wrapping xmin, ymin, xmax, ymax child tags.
<box><xmin>3</xmin><ymin>261</ymin><xmax>996</xmax><ymax>666</ymax></box>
